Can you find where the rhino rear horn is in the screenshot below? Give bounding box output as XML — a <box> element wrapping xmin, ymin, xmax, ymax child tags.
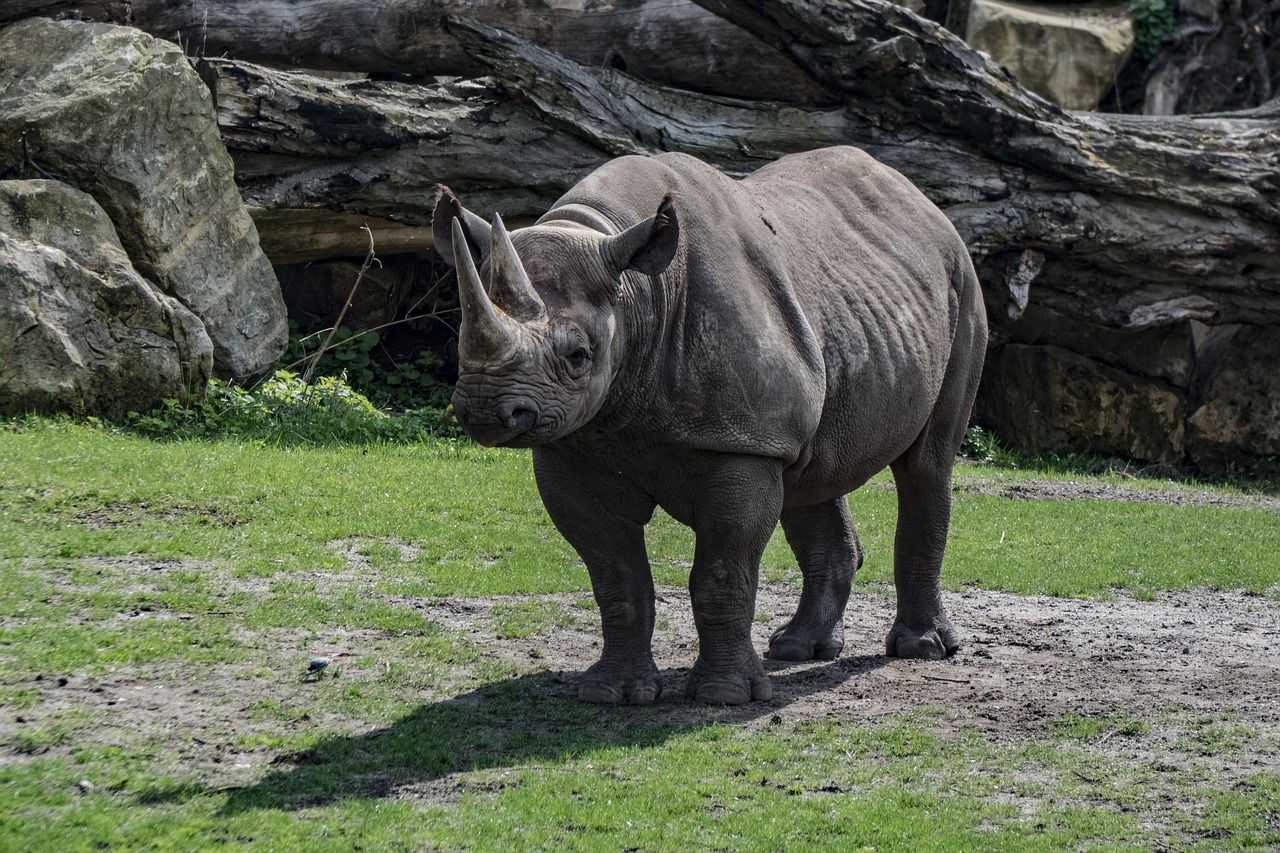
<box><xmin>452</xmin><ymin>218</ymin><xmax>521</xmax><ymax>364</ymax></box>
<box><xmin>489</xmin><ymin>213</ymin><xmax>547</xmax><ymax>322</ymax></box>
<box><xmin>606</xmin><ymin>193</ymin><xmax>680</xmax><ymax>277</ymax></box>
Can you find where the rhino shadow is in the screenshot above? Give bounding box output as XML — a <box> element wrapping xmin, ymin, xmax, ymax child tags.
<box><xmin>214</xmin><ymin>654</ymin><xmax>889</xmax><ymax>814</ymax></box>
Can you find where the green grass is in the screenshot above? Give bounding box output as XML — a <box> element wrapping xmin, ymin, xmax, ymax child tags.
<box><xmin>1</xmin><ymin>418</ymin><xmax>1278</xmax><ymax>851</ymax></box>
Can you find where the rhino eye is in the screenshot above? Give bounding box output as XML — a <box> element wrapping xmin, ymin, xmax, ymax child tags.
<box><xmin>567</xmin><ymin>347</ymin><xmax>590</xmax><ymax>369</ymax></box>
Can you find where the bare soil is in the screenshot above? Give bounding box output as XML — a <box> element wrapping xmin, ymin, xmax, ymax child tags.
<box><xmin>473</xmin><ymin>582</ymin><xmax>1280</xmax><ymax>747</ymax></box>
<box><xmin>951</xmin><ymin>476</ymin><xmax>1280</xmax><ymax>512</ymax></box>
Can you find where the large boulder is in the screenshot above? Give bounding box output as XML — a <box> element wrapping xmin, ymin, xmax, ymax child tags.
<box><xmin>965</xmin><ymin>0</ymin><xmax>1135</xmax><ymax>110</ymax></box>
<box><xmin>0</xmin><ymin>180</ymin><xmax>213</xmax><ymax>418</ymax></box>
<box><xmin>976</xmin><ymin>293</ymin><xmax>1280</xmax><ymax>473</ymax></box>
<box><xmin>0</xmin><ymin>17</ymin><xmax>286</xmax><ymax>381</ymax></box>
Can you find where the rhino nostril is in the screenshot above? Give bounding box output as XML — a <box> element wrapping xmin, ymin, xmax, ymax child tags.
<box><xmin>506</xmin><ymin>407</ymin><xmax>536</xmax><ymax>430</ymax></box>
<box><xmin>494</xmin><ymin>398</ymin><xmax>537</xmax><ymax>432</ymax></box>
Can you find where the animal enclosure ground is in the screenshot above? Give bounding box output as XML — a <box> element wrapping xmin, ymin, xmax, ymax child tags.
<box><xmin>1</xmin><ymin>423</ymin><xmax>1278</xmax><ymax>849</ymax></box>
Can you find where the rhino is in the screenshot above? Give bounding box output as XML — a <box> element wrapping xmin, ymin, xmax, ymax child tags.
<box><xmin>432</xmin><ymin>146</ymin><xmax>987</xmax><ymax>705</ymax></box>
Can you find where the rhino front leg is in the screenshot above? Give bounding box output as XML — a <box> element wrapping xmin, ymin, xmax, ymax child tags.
<box><xmin>886</xmin><ymin>453</ymin><xmax>959</xmax><ymax>660</ymax></box>
<box><xmin>684</xmin><ymin>455</ymin><xmax>784</xmax><ymax>705</ymax></box>
<box><xmin>767</xmin><ymin>498</ymin><xmax>861</xmax><ymax>661</ymax></box>
<box><xmin>533</xmin><ymin>450</ymin><xmax>662</xmax><ymax>705</ymax></box>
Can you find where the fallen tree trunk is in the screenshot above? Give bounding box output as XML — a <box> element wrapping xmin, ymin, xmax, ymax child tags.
<box><xmin>216</xmin><ymin>16</ymin><xmax>1280</xmax><ymax>325</ymax></box>
<box><xmin>0</xmin><ymin>0</ymin><xmax>827</xmax><ymax>103</ymax></box>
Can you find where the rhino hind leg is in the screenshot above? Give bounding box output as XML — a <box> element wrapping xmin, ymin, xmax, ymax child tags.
<box><xmin>767</xmin><ymin>499</ymin><xmax>861</xmax><ymax>661</ymax></box>
<box><xmin>884</xmin><ymin>285</ymin><xmax>984</xmax><ymax>660</ymax></box>
<box><xmin>885</xmin><ymin>450</ymin><xmax>962</xmax><ymax>660</ymax></box>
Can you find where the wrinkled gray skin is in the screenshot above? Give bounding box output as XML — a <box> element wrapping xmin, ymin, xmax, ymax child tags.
<box><xmin>432</xmin><ymin>147</ymin><xmax>987</xmax><ymax>705</ymax></box>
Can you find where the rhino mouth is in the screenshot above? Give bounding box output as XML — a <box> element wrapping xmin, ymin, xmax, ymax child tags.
<box><xmin>452</xmin><ymin>391</ymin><xmax>540</xmax><ymax>447</ymax></box>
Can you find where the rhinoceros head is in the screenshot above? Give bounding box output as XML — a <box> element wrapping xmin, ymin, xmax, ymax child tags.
<box><xmin>433</xmin><ymin>187</ymin><xmax>678</xmax><ymax>447</ymax></box>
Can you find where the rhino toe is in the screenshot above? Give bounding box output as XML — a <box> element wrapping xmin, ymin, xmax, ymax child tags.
<box><xmin>885</xmin><ymin>620</ymin><xmax>959</xmax><ymax>659</ymax></box>
<box><xmin>767</xmin><ymin>622</ymin><xmax>844</xmax><ymax>662</ymax></box>
<box><xmin>578</xmin><ymin>662</ymin><xmax>662</xmax><ymax>705</ymax></box>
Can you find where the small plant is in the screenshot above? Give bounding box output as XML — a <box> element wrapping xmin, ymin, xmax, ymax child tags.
<box><xmin>126</xmin><ymin>370</ymin><xmax>459</xmax><ymax>446</ymax></box>
<box><xmin>1130</xmin><ymin>0</ymin><xmax>1177</xmax><ymax>59</ymax></box>
<box><xmin>282</xmin><ymin>225</ymin><xmax>455</xmax><ymax>412</ymax></box>
<box><xmin>960</xmin><ymin>425</ymin><xmax>1011</xmax><ymax>466</ymax></box>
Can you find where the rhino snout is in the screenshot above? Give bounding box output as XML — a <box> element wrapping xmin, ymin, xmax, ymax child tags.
<box><xmin>453</xmin><ymin>392</ymin><xmax>539</xmax><ymax>447</ymax></box>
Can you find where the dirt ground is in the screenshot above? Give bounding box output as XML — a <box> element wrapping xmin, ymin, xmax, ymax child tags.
<box><xmin>463</xmin><ymin>582</ymin><xmax>1280</xmax><ymax>747</ymax></box>
<box><xmin>6</xmin><ymin>478</ymin><xmax>1279</xmax><ymax>802</ymax></box>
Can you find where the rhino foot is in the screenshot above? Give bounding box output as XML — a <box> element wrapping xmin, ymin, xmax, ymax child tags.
<box><xmin>885</xmin><ymin>619</ymin><xmax>959</xmax><ymax>660</ymax></box>
<box><xmin>684</xmin><ymin>657</ymin><xmax>773</xmax><ymax>704</ymax></box>
<box><xmin>578</xmin><ymin>661</ymin><xmax>663</xmax><ymax>705</ymax></box>
<box><xmin>766</xmin><ymin>620</ymin><xmax>844</xmax><ymax>662</ymax></box>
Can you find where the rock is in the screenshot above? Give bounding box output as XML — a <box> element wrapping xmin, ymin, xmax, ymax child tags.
<box><xmin>1186</xmin><ymin>326</ymin><xmax>1280</xmax><ymax>473</ymax></box>
<box><xmin>0</xmin><ymin>17</ymin><xmax>285</xmax><ymax>381</ymax></box>
<box><xmin>978</xmin><ymin>289</ymin><xmax>1280</xmax><ymax>472</ymax></box>
<box><xmin>965</xmin><ymin>0</ymin><xmax>1135</xmax><ymax>110</ymax></box>
<box><xmin>976</xmin><ymin>343</ymin><xmax>1186</xmax><ymax>465</ymax></box>
<box><xmin>1142</xmin><ymin>0</ymin><xmax>1275</xmax><ymax>115</ymax></box>
<box><xmin>0</xmin><ymin>180</ymin><xmax>213</xmax><ymax>418</ymax></box>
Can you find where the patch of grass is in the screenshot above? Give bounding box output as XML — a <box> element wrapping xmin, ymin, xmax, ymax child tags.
<box><xmin>1050</xmin><ymin>713</ymin><xmax>1151</xmax><ymax>742</ymax></box>
<box><xmin>9</xmin><ymin>723</ymin><xmax>72</xmax><ymax>755</ymax></box>
<box><xmin>1192</xmin><ymin>774</ymin><xmax>1280</xmax><ymax>848</ymax></box>
<box><xmin>491</xmin><ymin>600</ymin><xmax>575</xmax><ymax>640</ymax></box>
<box><xmin>2</xmin><ymin>417</ymin><xmax>1279</xmax><ymax>850</ymax></box>
<box><xmin>13</xmin><ymin>704</ymin><xmax>1266</xmax><ymax>851</ymax></box>
<box><xmin>1178</xmin><ymin>719</ymin><xmax>1258</xmax><ymax>758</ymax></box>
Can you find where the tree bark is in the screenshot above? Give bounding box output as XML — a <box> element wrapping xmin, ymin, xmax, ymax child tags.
<box><xmin>214</xmin><ymin>13</ymin><xmax>1280</xmax><ymax>328</ymax></box>
<box><xmin>0</xmin><ymin>0</ymin><xmax>827</xmax><ymax>103</ymax></box>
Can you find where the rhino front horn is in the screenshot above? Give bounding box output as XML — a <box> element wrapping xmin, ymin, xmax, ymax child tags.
<box><xmin>453</xmin><ymin>218</ymin><xmax>521</xmax><ymax>365</ymax></box>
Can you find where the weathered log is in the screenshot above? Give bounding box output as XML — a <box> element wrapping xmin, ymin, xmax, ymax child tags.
<box><xmin>0</xmin><ymin>0</ymin><xmax>827</xmax><ymax>103</ymax></box>
<box><xmin>216</xmin><ymin>15</ymin><xmax>1280</xmax><ymax>326</ymax></box>
<box><xmin>250</xmin><ymin>209</ymin><xmax>436</xmax><ymax>265</ymax></box>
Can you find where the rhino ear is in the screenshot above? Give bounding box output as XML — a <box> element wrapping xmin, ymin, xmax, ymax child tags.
<box><xmin>432</xmin><ymin>185</ymin><xmax>491</xmax><ymax>269</ymax></box>
<box><xmin>606</xmin><ymin>193</ymin><xmax>679</xmax><ymax>278</ymax></box>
